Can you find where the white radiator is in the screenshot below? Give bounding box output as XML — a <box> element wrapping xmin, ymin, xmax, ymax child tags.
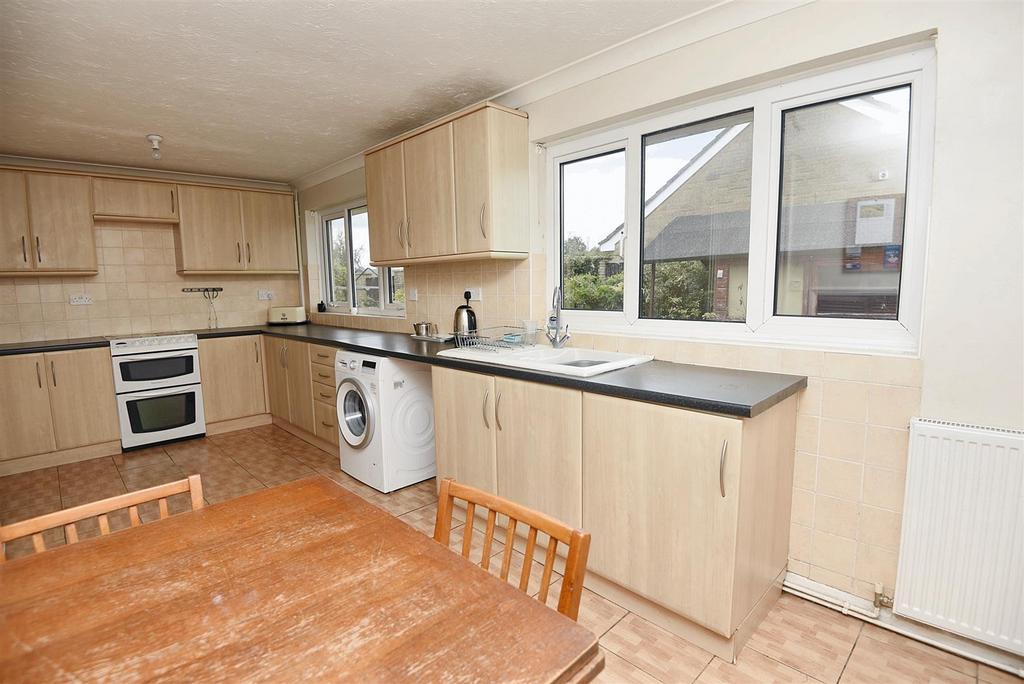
<box><xmin>895</xmin><ymin>418</ymin><xmax>1024</xmax><ymax>655</ymax></box>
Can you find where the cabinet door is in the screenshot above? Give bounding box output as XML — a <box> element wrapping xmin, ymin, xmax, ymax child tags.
<box><xmin>26</xmin><ymin>173</ymin><xmax>97</xmax><ymax>271</ymax></box>
<box><xmin>45</xmin><ymin>349</ymin><xmax>120</xmax><ymax>450</ymax></box>
<box><xmin>403</xmin><ymin>124</ymin><xmax>456</xmax><ymax>258</ymax></box>
<box><xmin>582</xmin><ymin>393</ymin><xmax>744</xmax><ymax>636</ymax></box>
<box><xmin>263</xmin><ymin>336</ymin><xmax>291</xmax><ymax>421</ymax></box>
<box><xmin>284</xmin><ymin>340</ymin><xmax>315</xmax><ymax>434</ymax></box>
<box><xmin>240</xmin><ymin>191</ymin><xmax>298</xmax><ymax>271</ymax></box>
<box><xmin>175</xmin><ymin>185</ymin><xmax>245</xmax><ymax>271</ymax></box>
<box><xmin>198</xmin><ymin>336</ymin><xmax>267</xmax><ymax>423</ymax></box>
<box><xmin>92</xmin><ymin>178</ymin><xmax>178</xmax><ymax>220</ymax></box>
<box><xmin>0</xmin><ymin>354</ymin><xmax>56</xmax><ymax>460</ymax></box>
<box><xmin>0</xmin><ymin>170</ymin><xmax>32</xmax><ymax>272</ymax></box>
<box><xmin>494</xmin><ymin>377</ymin><xmax>582</xmax><ymax>527</ymax></box>
<box><xmin>365</xmin><ymin>145</ymin><xmax>407</xmax><ymax>262</ymax></box>
<box><xmin>431</xmin><ymin>367</ymin><xmax>497</xmax><ymax>492</ymax></box>
<box><xmin>313</xmin><ymin>400</ymin><xmax>340</xmax><ymax>446</ymax></box>
<box><xmin>453</xmin><ymin>109</ymin><xmax>492</xmax><ymax>254</ymax></box>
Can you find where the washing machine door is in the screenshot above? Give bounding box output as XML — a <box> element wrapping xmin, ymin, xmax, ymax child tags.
<box><xmin>337</xmin><ymin>378</ymin><xmax>374</xmax><ymax>449</ymax></box>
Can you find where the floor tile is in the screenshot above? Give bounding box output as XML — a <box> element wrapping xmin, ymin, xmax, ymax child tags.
<box><xmin>858</xmin><ymin>624</ymin><xmax>977</xmax><ymax>677</ymax></box>
<box><xmin>839</xmin><ymin>632</ymin><xmax>975</xmax><ymax>683</ymax></box>
<box><xmin>979</xmin><ymin>664</ymin><xmax>1024</xmax><ymax>683</ymax></box>
<box><xmin>594</xmin><ymin>647</ymin><xmax>661</xmax><ymax>683</ymax></box>
<box><xmin>229</xmin><ymin>449</ymin><xmax>316</xmax><ymax>487</ymax></box>
<box><xmin>113</xmin><ymin>446</ymin><xmax>173</xmax><ymax>470</ymax></box>
<box><xmin>58</xmin><ymin>457</ymin><xmax>126</xmax><ymax>509</ymax></box>
<box><xmin>120</xmin><ymin>461</ymin><xmax>186</xmax><ymax>492</ymax></box>
<box><xmin>0</xmin><ymin>467</ymin><xmax>60</xmax><ymax>516</ymax></box>
<box><xmin>487</xmin><ymin>547</ymin><xmax>563</xmax><ymax>597</ymax></box>
<box><xmin>697</xmin><ymin>650</ymin><xmax>814</xmax><ymax>683</ymax></box>
<box><xmin>746</xmin><ymin>593</ymin><xmax>862</xmax><ymax>684</ymax></box>
<box><xmin>544</xmin><ymin>579</ymin><xmax>628</xmax><ymax>639</ymax></box>
<box><xmin>601</xmin><ymin>613</ymin><xmax>714</xmax><ymax>683</ymax></box>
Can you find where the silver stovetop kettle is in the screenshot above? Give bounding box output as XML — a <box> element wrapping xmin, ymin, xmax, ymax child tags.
<box><xmin>453</xmin><ymin>290</ymin><xmax>477</xmax><ymax>335</ymax></box>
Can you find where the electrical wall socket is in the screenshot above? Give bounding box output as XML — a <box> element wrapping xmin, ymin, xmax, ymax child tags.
<box><xmin>69</xmin><ymin>294</ymin><xmax>93</xmax><ymax>305</ymax></box>
<box><xmin>257</xmin><ymin>290</ymin><xmax>273</xmax><ymax>301</ymax></box>
<box><xmin>465</xmin><ymin>288</ymin><xmax>482</xmax><ymax>301</ymax></box>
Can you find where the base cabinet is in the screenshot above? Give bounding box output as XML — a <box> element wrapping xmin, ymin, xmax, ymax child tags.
<box><xmin>199</xmin><ymin>336</ymin><xmax>266</xmax><ymax>423</ymax></box>
<box><xmin>263</xmin><ymin>337</ymin><xmax>315</xmax><ymax>434</ymax></box>
<box><xmin>0</xmin><ymin>354</ymin><xmax>56</xmax><ymax>460</ymax></box>
<box><xmin>432</xmin><ymin>366</ymin><xmax>497</xmax><ymax>492</ymax></box>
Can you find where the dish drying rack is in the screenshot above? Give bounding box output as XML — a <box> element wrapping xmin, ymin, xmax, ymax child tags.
<box><xmin>454</xmin><ymin>325</ymin><xmax>538</xmax><ymax>352</ymax></box>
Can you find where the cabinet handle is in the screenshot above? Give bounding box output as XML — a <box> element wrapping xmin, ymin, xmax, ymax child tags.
<box><xmin>321</xmin><ymin>421</ymin><xmax>334</xmax><ymax>428</ymax></box>
<box><xmin>482</xmin><ymin>389</ymin><xmax>490</xmax><ymax>429</ymax></box>
<box><xmin>254</xmin><ymin>340</ymin><xmax>260</xmax><ymax>364</ymax></box>
<box><xmin>21</xmin><ymin>236</ymin><xmax>27</xmax><ymax>262</ymax></box>
<box><xmin>280</xmin><ymin>344</ymin><xmax>287</xmax><ymax>369</ymax></box>
<box><xmin>36</xmin><ymin>236</ymin><xmax>42</xmax><ymax>263</ymax></box>
<box><xmin>719</xmin><ymin>439</ymin><xmax>728</xmax><ymax>498</ymax></box>
<box><xmin>396</xmin><ymin>218</ymin><xmax>404</xmax><ymax>247</ymax></box>
<box><xmin>170</xmin><ymin>189</ymin><xmax>175</xmax><ymax>213</ymax></box>
<box><xmin>236</xmin><ymin>242</ymin><xmax>241</xmax><ymax>263</ymax></box>
<box><xmin>479</xmin><ymin>202</ymin><xmax>487</xmax><ymax>239</ymax></box>
<box><xmin>317</xmin><ymin>371</ymin><xmax>330</xmax><ymax>380</ymax></box>
<box><xmin>50</xmin><ymin>360</ymin><xmax>56</xmax><ymax>387</ymax></box>
<box><xmin>35</xmin><ymin>362</ymin><xmax>41</xmax><ymax>389</ymax></box>
<box><xmin>246</xmin><ymin>242</ymin><xmax>251</xmax><ymax>263</ymax></box>
<box><xmin>316</xmin><ymin>352</ymin><xmax>330</xmax><ymax>359</ymax></box>
<box><xmin>319</xmin><ymin>391</ymin><xmax>332</xmax><ymax>399</ymax></box>
<box><xmin>494</xmin><ymin>391</ymin><xmax>503</xmax><ymax>431</ymax></box>
<box><xmin>405</xmin><ymin>217</ymin><xmax>412</xmax><ymax>249</ymax></box>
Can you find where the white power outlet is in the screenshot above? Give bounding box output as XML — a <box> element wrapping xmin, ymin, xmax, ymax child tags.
<box><xmin>257</xmin><ymin>290</ymin><xmax>273</xmax><ymax>301</ymax></box>
<box><xmin>69</xmin><ymin>294</ymin><xmax>93</xmax><ymax>305</ymax></box>
<box><xmin>465</xmin><ymin>288</ymin><xmax>483</xmax><ymax>301</ymax></box>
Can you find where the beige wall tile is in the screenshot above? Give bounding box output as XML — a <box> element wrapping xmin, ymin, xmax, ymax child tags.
<box><xmin>791</xmin><ymin>488</ymin><xmax>814</xmax><ymax>527</ymax></box>
<box><xmin>779</xmin><ymin>348</ymin><xmax>824</xmax><ymax>377</ymax></box>
<box><xmin>823</xmin><ymin>352</ymin><xmax>873</xmax><ymax>381</ymax></box>
<box><xmin>810</xmin><ymin>529</ymin><xmax>857</xmax><ymax>576</ymax></box>
<box><xmin>816</xmin><ymin>457</ymin><xmax>862</xmax><ymax>501</ymax></box>
<box><xmin>796</xmin><ymin>378</ymin><xmax>822</xmax><ymax>416</ymax></box>
<box><xmin>790</xmin><ymin>523</ymin><xmax>811</xmax><ymax>562</ymax></box>
<box><xmin>854</xmin><ymin>543</ymin><xmax>898</xmax><ymax>590</ymax></box>
<box><xmin>813</xmin><ymin>495</ymin><xmax>859</xmax><ymax>539</ymax></box>
<box><xmin>821</xmin><ymin>380</ymin><xmax>868</xmax><ymax>422</ymax></box>
<box><xmin>808</xmin><ymin>564</ymin><xmax>855</xmax><ymax>593</ymax></box>
<box><xmin>858</xmin><ymin>505</ymin><xmax>902</xmax><ymax>550</ymax></box>
<box><xmin>866</xmin><ymin>385</ymin><xmax>921</xmax><ymax>429</ymax></box>
<box><xmin>818</xmin><ymin>418</ymin><xmax>866</xmax><ymax>462</ymax></box>
<box><xmin>861</xmin><ymin>467</ymin><xmax>906</xmax><ymax>512</ymax></box>
<box><xmin>868</xmin><ymin>355</ymin><xmax>923</xmax><ymax>387</ymax></box>
<box><xmin>795</xmin><ymin>415</ymin><xmax>819</xmax><ymax>453</ymax></box>
<box><xmin>865</xmin><ymin>426</ymin><xmax>909</xmax><ymax>470</ymax></box>
<box><xmin>793</xmin><ymin>451</ymin><xmax>817</xmax><ymax>490</ymax></box>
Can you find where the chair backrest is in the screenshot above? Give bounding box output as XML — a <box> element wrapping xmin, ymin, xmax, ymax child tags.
<box><xmin>0</xmin><ymin>474</ymin><xmax>204</xmax><ymax>563</ymax></box>
<box><xmin>434</xmin><ymin>477</ymin><xmax>591</xmax><ymax>621</ymax></box>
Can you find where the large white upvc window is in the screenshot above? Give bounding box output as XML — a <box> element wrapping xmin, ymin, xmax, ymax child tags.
<box><xmin>547</xmin><ymin>49</ymin><xmax>935</xmax><ymax>353</ymax></box>
<box><xmin>321</xmin><ymin>202</ymin><xmax>405</xmax><ymax>316</ymax></box>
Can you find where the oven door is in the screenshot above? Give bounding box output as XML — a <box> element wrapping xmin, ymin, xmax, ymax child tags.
<box><xmin>117</xmin><ymin>385</ymin><xmax>207</xmax><ymax>449</ymax></box>
<box><xmin>113</xmin><ymin>348</ymin><xmax>201</xmax><ymax>394</ymax></box>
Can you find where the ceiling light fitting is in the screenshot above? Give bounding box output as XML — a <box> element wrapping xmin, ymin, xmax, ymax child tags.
<box><xmin>146</xmin><ymin>134</ymin><xmax>163</xmax><ymax>160</ymax></box>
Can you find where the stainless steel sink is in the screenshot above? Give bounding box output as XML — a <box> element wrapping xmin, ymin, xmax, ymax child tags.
<box><xmin>436</xmin><ymin>345</ymin><xmax>653</xmax><ymax>377</ymax></box>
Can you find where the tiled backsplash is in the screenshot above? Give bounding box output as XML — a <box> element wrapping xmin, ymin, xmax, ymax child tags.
<box><xmin>0</xmin><ymin>223</ymin><xmax>301</xmax><ymax>343</ymax></box>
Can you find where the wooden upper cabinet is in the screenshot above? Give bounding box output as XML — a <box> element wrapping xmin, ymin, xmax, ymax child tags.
<box><xmin>402</xmin><ymin>123</ymin><xmax>457</xmax><ymax>259</ymax></box>
<box><xmin>26</xmin><ymin>173</ymin><xmax>97</xmax><ymax>272</ymax></box>
<box><xmin>92</xmin><ymin>178</ymin><xmax>178</xmax><ymax>221</ymax></box>
<box><xmin>454</xmin><ymin>108</ymin><xmax>529</xmax><ymax>255</ymax></box>
<box><xmin>0</xmin><ymin>354</ymin><xmax>56</xmax><ymax>461</ymax></box>
<box><xmin>240</xmin><ymin>192</ymin><xmax>298</xmax><ymax>271</ymax></box>
<box><xmin>45</xmin><ymin>348</ymin><xmax>120</xmax><ymax>450</ymax></box>
<box><xmin>199</xmin><ymin>336</ymin><xmax>267</xmax><ymax>423</ymax></box>
<box><xmin>365</xmin><ymin>144</ymin><xmax>407</xmax><ymax>263</ymax></box>
<box><xmin>174</xmin><ymin>185</ymin><xmax>245</xmax><ymax>272</ymax></box>
<box><xmin>0</xmin><ymin>170</ymin><xmax>32</xmax><ymax>272</ymax></box>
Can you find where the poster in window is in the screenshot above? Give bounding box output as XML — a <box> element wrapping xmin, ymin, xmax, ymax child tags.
<box><xmin>884</xmin><ymin>244</ymin><xmax>902</xmax><ymax>270</ymax></box>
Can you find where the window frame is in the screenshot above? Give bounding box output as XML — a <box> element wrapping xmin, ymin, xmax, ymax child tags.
<box><xmin>545</xmin><ymin>48</ymin><xmax>935</xmax><ymax>353</ymax></box>
<box><xmin>321</xmin><ymin>200</ymin><xmax>405</xmax><ymax>317</ymax></box>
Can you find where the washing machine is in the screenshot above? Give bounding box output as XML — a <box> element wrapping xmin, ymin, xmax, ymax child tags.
<box><xmin>335</xmin><ymin>350</ymin><xmax>436</xmax><ymax>493</ymax></box>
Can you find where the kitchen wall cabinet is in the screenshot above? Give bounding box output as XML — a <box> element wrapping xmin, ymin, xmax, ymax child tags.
<box><xmin>45</xmin><ymin>349</ymin><xmax>120</xmax><ymax>450</ymax></box>
<box><xmin>0</xmin><ymin>354</ymin><xmax>56</xmax><ymax>461</ymax></box>
<box><xmin>240</xmin><ymin>191</ymin><xmax>298</xmax><ymax>271</ymax></box>
<box><xmin>175</xmin><ymin>186</ymin><xmax>298</xmax><ymax>274</ymax></box>
<box><xmin>199</xmin><ymin>336</ymin><xmax>266</xmax><ymax>423</ymax></box>
<box><xmin>264</xmin><ymin>337</ymin><xmax>315</xmax><ymax>434</ymax></box>
<box><xmin>2</xmin><ymin>169</ymin><xmax>97</xmax><ymax>275</ymax></box>
<box><xmin>364</xmin><ymin>102</ymin><xmax>529</xmax><ymax>266</ymax></box>
<box><xmin>431</xmin><ymin>366</ymin><xmax>497</xmax><ymax>492</ymax></box>
<box><xmin>453</xmin><ymin>108</ymin><xmax>529</xmax><ymax>256</ymax></box>
<box><xmin>92</xmin><ymin>177</ymin><xmax>178</xmax><ymax>222</ymax></box>
<box><xmin>0</xmin><ymin>170</ymin><xmax>32</xmax><ymax>273</ymax></box>
<box><xmin>365</xmin><ymin>142</ymin><xmax>408</xmax><ymax>263</ymax></box>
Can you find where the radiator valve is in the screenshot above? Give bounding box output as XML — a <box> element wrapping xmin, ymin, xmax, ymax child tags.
<box><xmin>873</xmin><ymin>583</ymin><xmax>894</xmax><ymax>609</ymax></box>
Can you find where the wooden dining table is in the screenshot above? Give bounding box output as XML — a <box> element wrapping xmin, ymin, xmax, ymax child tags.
<box><xmin>0</xmin><ymin>476</ymin><xmax>602</xmax><ymax>682</ymax></box>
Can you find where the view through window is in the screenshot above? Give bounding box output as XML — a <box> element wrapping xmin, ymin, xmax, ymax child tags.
<box><xmin>323</xmin><ymin>205</ymin><xmax>404</xmax><ymax>314</ymax></box>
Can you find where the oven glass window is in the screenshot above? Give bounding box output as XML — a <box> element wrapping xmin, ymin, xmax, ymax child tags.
<box><xmin>120</xmin><ymin>356</ymin><xmax>194</xmax><ymax>382</ymax></box>
<box><xmin>127</xmin><ymin>393</ymin><xmax>196</xmax><ymax>433</ymax></box>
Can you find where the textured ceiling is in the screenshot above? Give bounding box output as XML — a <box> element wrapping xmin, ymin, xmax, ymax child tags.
<box><xmin>0</xmin><ymin>0</ymin><xmax>715</xmax><ymax>182</ymax></box>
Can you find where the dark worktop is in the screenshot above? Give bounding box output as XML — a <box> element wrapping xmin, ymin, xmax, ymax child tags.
<box><xmin>0</xmin><ymin>323</ymin><xmax>805</xmax><ymax>417</ymax></box>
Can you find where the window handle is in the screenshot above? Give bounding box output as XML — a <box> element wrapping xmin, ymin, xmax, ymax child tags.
<box><xmin>479</xmin><ymin>202</ymin><xmax>487</xmax><ymax>240</ymax></box>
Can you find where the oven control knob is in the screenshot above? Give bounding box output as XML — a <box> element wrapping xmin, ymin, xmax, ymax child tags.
<box><xmin>348</xmin><ymin>360</ymin><xmax>358</xmax><ymax>370</ymax></box>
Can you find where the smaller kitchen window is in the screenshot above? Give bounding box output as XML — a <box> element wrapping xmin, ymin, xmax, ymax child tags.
<box><xmin>322</xmin><ymin>203</ymin><xmax>404</xmax><ymax>316</ymax></box>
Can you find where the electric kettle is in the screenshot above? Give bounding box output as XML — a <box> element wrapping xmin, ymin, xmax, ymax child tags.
<box><xmin>453</xmin><ymin>291</ymin><xmax>477</xmax><ymax>335</ymax></box>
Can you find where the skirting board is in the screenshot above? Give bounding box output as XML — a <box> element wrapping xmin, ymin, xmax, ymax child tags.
<box><xmin>583</xmin><ymin>569</ymin><xmax>785</xmax><ymax>663</ymax></box>
<box><xmin>0</xmin><ymin>440</ymin><xmax>121</xmax><ymax>477</ymax></box>
<box><xmin>206</xmin><ymin>414</ymin><xmax>272</xmax><ymax>435</ymax></box>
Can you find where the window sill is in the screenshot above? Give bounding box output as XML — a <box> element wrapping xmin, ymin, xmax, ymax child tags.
<box><xmin>323</xmin><ymin>307</ymin><xmax>406</xmax><ymax>319</ymax></box>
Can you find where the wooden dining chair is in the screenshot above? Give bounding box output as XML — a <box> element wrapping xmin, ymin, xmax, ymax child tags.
<box><xmin>433</xmin><ymin>477</ymin><xmax>591</xmax><ymax>621</ymax></box>
<box><xmin>0</xmin><ymin>474</ymin><xmax>204</xmax><ymax>563</ymax></box>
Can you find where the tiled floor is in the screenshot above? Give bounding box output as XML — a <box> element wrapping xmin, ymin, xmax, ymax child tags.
<box><xmin>0</xmin><ymin>425</ymin><xmax>1013</xmax><ymax>684</ymax></box>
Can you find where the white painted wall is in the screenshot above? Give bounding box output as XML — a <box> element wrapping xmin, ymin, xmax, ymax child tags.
<box><xmin>511</xmin><ymin>0</ymin><xmax>1024</xmax><ymax>430</ymax></box>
